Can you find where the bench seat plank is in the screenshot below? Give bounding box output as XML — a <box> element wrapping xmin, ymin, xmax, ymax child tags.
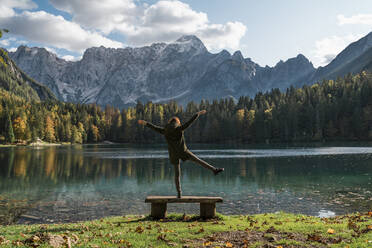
<box><xmin>145</xmin><ymin>196</ymin><xmax>223</xmax><ymax>203</ymax></box>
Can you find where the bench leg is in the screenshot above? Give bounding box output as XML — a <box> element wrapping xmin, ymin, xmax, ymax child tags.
<box><xmin>150</xmin><ymin>203</ymin><xmax>167</xmax><ymax>219</ymax></box>
<box><xmin>200</xmin><ymin>203</ymin><xmax>216</xmax><ymax>219</ymax></box>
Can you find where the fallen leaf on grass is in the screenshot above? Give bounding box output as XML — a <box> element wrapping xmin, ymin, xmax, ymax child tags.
<box><xmin>225</xmin><ymin>241</ymin><xmax>233</xmax><ymax>247</ymax></box>
<box><xmin>157</xmin><ymin>234</ymin><xmax>168</xmax><ymax>241</ymax></box>
<box><xmin>327</xmin><ymin>228</ymin><xmax>335</xmax><ymax>234</ymax></box>
<box><xmin>196</xmin><ymin>227</ymin><xmax>204</xmax><ymax>234</ymax></box>
<box><xmin>182</xmin><ymin>213</ymin><xmax>191</xmax><ymax>221</ymax></box>
<box><xmin>368</xmin><ymin>225</ymin><xmax>372</xmax><ymax>230</ymax></box>
<box><xmin>0</xmin><ymin>237</ymin><xmax>10</xmax><ymax>245</ymax></box>
<box><xmin>118</xmin><ymin>239</ymin><xmax>132</xmax><ymax>247</ymax></box>
<box><xmin>203</xmin><ymin>241</ymin><xmax>212</xmax><ymax>246</ymax></box>
<box><xmin>135</xmin><ymin>226</ymin><xmax>144</xmax><ymax>233</ymax></box>
<box><xmin>329</xmin><ymin>237</ymin><xmax>342</xmax><ymax>244</ymax></box>
<box><xmin>45</xmin><ymin>234</ymin><xmax>65</xmax><ymax>248</ymax></box>
<box><xmin>265</xmin><ymin>226</ymin><xmax>277</xmax><ymax>233</ymax></box>
<box><xmin>65</xmin><ymin>236</ymin><xmax>71</xmax><ymax>248</ymax></box>
<box><xmin>307</xmin><ymin>234</ymin><xmax>322</xmax><ymax>242</ymax></box>
<box><xmin>71</xmin><ymin>233</ymin><xmax>79</xmax><ymax>242</ymax></box>
<box><xmin>348</xmin><ymin>220</ymin><xmax>358</xmax><ymax>231</ymax></box>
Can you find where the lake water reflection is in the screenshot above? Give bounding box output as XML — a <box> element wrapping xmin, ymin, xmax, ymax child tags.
<box><xmin>0</xmin><ymin>144</ymin><xmax>371</xmax><ymax>224</ymax></box>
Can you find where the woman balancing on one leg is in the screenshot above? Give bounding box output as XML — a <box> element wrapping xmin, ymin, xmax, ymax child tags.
<box><xmin>138</xmin><ymin>110</ymin><xmax>224</xmax><ymax>198</ymax></box>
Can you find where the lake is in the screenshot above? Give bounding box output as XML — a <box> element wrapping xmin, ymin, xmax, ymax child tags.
<box><xmin>0</xmin><ymin>143</ymin><xmax>372</xmax><ymax>224</ymax></box>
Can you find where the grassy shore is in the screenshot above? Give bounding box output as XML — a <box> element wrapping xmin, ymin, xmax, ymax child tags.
<box><xmin>0</xmin><ymin>212</ymin><xmax>371</xmax><ymax>247</ymax></box>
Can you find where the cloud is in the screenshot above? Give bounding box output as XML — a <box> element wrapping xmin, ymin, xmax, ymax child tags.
<box><xmin>50</xmin><ymin>0</ymin><xmax>247</xmax><ymax>51</ymax></box>
<box><xmin>0</xmin><ymin>37</ymin><xmax>26</xmax><ymax>47</ymax></box>
<box><xmin>2</xmin><ymin>0</ymin><xmax>36</xmax><ymax>9</ymax></box>
<box><xmin>313</xmin><ymin>34</ymin><xmax>364</xmax><ymax>67</ymax></box>
<box><xmin>44</xmin><ymin>46</ymin><xmax>57</xmax><ymax>55</ymax></box>
<box><xmin>0</xmin><ymin>0</ymin><xmax>36</xmax><ymax>18</ymax></box>
<box><xmin>0</xmin><ymin>39</ymin><xmax>11</xmax><ymax>46</ymax></box>
<box><xmin>49</xmin><ymin>0</ymin><xmax>139</xmax><ymax>35</ymax></box>
<box><xmin>0</xmin><ymin>10</ymin><xmax>124</xmax><ymax>53</ymax></box>
<box><xmin>338</xmin><ymin>14</ymin><xmax>372</xmax><ymax>25</ymax></box>
<box><xmin>62</xmin><ymin>55</ymin><xmax>80</xmax><ymax>61</ymax></box>
<box><xmin>2</xmin><ymin>0</ymin><xmax>246</xmax><ymax>56</ymax></box>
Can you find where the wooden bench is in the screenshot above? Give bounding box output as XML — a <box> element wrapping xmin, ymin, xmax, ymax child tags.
<box><xmin>145</xmin><ymin>196</ymin><xmax>223</xmax><ymax>219</ymax></box>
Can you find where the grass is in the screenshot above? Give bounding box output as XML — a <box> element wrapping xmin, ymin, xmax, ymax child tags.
<box><xmin>0</xmin><ymin>212</ymin><xmax>371</xmax><ymax>247</ymax></box>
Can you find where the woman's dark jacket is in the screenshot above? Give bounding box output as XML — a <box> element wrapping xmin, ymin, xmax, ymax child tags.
<box><xmin>145</xmin><ymin>113</ymin><xmax>199</xmax><ymax>164</ymax></box>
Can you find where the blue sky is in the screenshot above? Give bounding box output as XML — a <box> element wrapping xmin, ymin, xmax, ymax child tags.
<box><xmin>1</xmin><ymin>0</ymin><xmax>371</xmax><ymax>67</ymax></box>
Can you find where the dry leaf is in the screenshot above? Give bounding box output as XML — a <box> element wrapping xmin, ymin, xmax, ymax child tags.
<box><xmin>307</xmin><ymin>234</ymin><xmax>321</xmax><ymax>241</ymax></box>
<box><xmin>203</xmin><ymin>241</ymin><xmax>212</xmax><ymax>246</ymax></box>
<box><xmin>66</xmin><ymin>237</ymin><xmax>71</xmax><ymax>248</ymax></box>
<box><xmin>225</xmin><ymin>241</ymin><xmax>233</xmax><ymax>247</ymax></box>
<box><xmin>135</xmin><ymin>226</ymin><xmax>144</xmax><ymax>233</ymax></box>
<box><xmin>157</xmin><ymin>234</ymin><xmax>167</xmax><ymax>241</ymax></box>
<box><xmin>327</xmin><ymin>228</ymin><xmax>335</xmax><ymax>234</ymax></box>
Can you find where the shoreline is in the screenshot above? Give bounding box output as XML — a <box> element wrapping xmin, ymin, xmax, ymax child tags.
<box><xmin>0</xmin><ymin>212</ymin><xmax>371</xmax><ymax>247</ymax></box>
<box><xmin>1</xmin><ymin>140</ymin><xmax>372</xmax><ymax>148</ymax></box>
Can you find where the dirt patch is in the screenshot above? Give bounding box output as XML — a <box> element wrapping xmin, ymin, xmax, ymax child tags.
<box><xmin>21</xmin><ymin>232</ymin><xmax>79</xmax><ymax>248</ymax></box>
<box><xmin>190</xmin><ymin>226</ymin><xmax>348</xmax><ymax>248</ymax></box>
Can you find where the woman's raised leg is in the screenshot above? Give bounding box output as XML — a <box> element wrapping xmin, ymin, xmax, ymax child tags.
<box><xmin>187</xmin><ymin>151</ymin><xmax>222</xmax><ymax>174</ymax></box>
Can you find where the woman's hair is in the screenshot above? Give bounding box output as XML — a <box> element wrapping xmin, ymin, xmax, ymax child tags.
<box><xmin>168</xmin><ymin>116</ymin><xmax>181</xmax><ymax>125</ymax></box>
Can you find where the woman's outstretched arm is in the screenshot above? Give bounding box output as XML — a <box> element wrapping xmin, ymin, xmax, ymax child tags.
<box><xmin>181</xmin><ymin>110</ymin><xmax>207</xmax><ymax>130</ymax></box>
<box><xmin>138</xmin><ymin>120</ymin><xmax>165</xmax><ymax>134</ymax></box>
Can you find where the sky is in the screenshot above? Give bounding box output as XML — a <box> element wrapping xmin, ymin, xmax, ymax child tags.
<box><xmin>0</xmin><ymin>0</ymin><xmax>372</xmax><ymax>67</ymax></box>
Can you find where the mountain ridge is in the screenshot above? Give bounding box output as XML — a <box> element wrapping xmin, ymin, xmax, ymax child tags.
<box><xmin>0</xmin><ymin>48</ymin><xmax>56</xmax><ymax>101</ymax></box>
<box><xmin>7</xmin><ymin>33</ymin><xmax>372</xmax><ymax>107</ymax></box>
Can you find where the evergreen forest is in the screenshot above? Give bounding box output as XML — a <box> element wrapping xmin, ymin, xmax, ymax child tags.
<box><xmin>1</xmin><ymin>71</ymin><xmax>372</xmax><ymax>144</ymax></box>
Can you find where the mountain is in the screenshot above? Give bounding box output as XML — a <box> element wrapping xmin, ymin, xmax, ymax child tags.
<box><xmin>253</xmin><ymin>54</ymin><xmax>315</xmax><ymax>91</ymax></box>
<box><xmin>0</xmin><ymin>48</ymin><xmax>56</xmax><ymax>101</ymax></box>
<box><xmin>13</xmin><ymin>32</ymin><xmax>372</xmax><ymax>107</ymax></box>
<box><xmin>306</xmin><ymin>32</ymin><xmax>372</xmax><ymax>84</ymax></box>
<box><xmin>8</xmin><ymin>35</ymin><xmax>316</xmax><ymax>107</ymax></box>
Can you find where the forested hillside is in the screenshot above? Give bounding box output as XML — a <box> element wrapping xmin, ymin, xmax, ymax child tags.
<box><xmin>1</xmin><ymin>71</ymin><xmax>371</xmax><ymax>144</ymax></box>
<box><xmin>0</xmin><ymin>49</ymin><xmax>56</xmax><ymax>102</ymax></box>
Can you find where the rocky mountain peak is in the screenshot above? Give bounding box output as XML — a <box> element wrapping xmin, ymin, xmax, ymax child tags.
<box><xmin>275</xmin><ymin>54</ymin><xmax>314</xmax><ymax>70</ymax></box>
<box><xmin>232</xmin><ymin>51</ymin><xmax>244</xmax><ymax>62</ymax></box>
<box><xmin>176</xmin><ymin>34</ymin><xmax>202</xmax><ymax>43</ymax></box>
<box><xmin>82</xmin><ymin>46</ymin><xmax>114</xmax><ymax>60</ymax></box>
<box><xmin>13</xmin><ymin>45</ymin><xmax>66</xmax><ymax>64</ymax></box>
<box><xmin>296</xmin><ymin>53</ymin><xmax>309</xmax><ymax>61</ymax></box>
<box><xmin>173</xmin><ymin>35</ymin><xmax>207</xmax><ymax>54</ymax></box>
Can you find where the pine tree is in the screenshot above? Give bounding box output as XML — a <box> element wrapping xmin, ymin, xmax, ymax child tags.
<box><xmin>4</xmin><ymin>112</ymin><xmax>14</xmax><ymax>143</ymax></box>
